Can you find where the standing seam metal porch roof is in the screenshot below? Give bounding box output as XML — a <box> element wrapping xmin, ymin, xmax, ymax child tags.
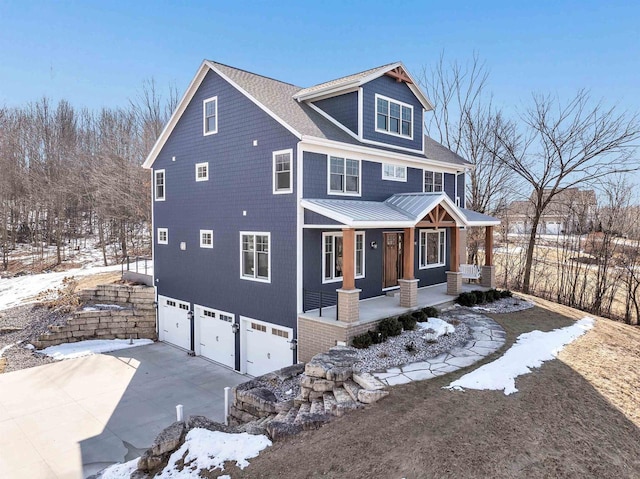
<box><xmin>302</xmin><ymin>193</ymin><xmax>500</xmax><ymax>228</ymax></box>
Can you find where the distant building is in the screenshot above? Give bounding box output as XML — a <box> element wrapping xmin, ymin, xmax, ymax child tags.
<box><xmin>506</xmin><ymin>188</ymin><xmax>597</xmax><ymax>235</ymax></box>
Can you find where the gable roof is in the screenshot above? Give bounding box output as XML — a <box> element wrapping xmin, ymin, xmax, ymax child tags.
<box><xmin>302</xmin><ymin>193</ymin><xmax>499</xmax><ymax>229</ymax></box>
<box><xmin>143</xmin><ymin>61</ymin><xmax>465</xmax><ymax>169</ymax></box>
<box><xmin>293</xmin><ymin>61</ymin><xmax>434</xmax><ymax>111</ymax></box>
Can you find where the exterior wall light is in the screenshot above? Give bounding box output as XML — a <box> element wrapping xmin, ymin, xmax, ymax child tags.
<box><xmin>289</xmin><ymin>338</ymin><xmax>298</xmax><ymax>350</ymax></box>
<box><xmin>370</xmin><ymin>241</ymin><xmax>378</xmax><ymax>250</ymax></box>
<box><xmin>232</xmin><ymin>323</ymin><xmax>240</xmax><ymax>334</ymax></box>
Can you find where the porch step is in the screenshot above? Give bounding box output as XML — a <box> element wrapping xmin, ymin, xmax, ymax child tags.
<box><xmin>294</xmin><ymin>402</ymin><xmax>311</xmax><ymax>424</ymax></box>
<box><xmin>343</xmin><ymin>379</ymin><xmax>363</xmax><ymax>402</ymax></box>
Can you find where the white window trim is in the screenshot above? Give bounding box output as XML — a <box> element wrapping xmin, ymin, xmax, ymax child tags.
<box><xmin>239</xmin><ymin>231</ymin><xmax>271</xmax><ymax>283</ymax></box>
<box><xmin>419</xmin><ymin>229</ymin><xmax>446</xmax><ymax>270</ymax></box>
<box><xmin>203</xmin><ymin>96</ymin><xmax>218</xmax><ymax>136</ymax></box>
<box><xmin>326</xmin><ymin>156</ymin><xmax>362</xmax><ymax>197</ymax></box>
<box><xmin>195</xmin><ymin>162</ymin><xmax>209</xmax><ymax>182</ymax></box>
<box><xmin>157</xmin><ymin>228</ymin><xmax>168</xmax><ymax>245</ymax></box>
<box><xmin>322</xmin><ymin>231</ymin><xmax>366</xmax><ymax>284</ymax></box>
<box><xmin>374</xmin><ymin>93</ymin><xmax>414</xmax><ymax>140</ymax></box>
<box><xmin>423</xmin><ymin>169</ymin><xmax>444</xmax><ymax>193</ymax></box>
<box><xmin>272</xmin><ymin>148</ymin><xmax>293</xmax><ymax>194</ymax></box>
<box><xmin>200</xmin><ymin>229</ymin><xmax>213</xmax><ymax>249</ymax></box>
<box><xmin>154</xmin><ymin>169</ymin><xmax>166</xmax><ymax>201</ymax></box>
<box><xmin>381</xmin><ymin>163</ymin><xmax>407</xmax><ymax>182</ymax></box>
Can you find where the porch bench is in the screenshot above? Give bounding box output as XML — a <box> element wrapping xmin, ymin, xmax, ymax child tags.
<box><xmin>460</xmin><ymin>264</ymin><xmax>481</xmax><ymax>283</ymax></box>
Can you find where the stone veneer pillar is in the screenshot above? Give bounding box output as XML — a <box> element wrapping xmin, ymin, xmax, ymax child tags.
<box><xmin>398</xmin><ymin>279</ymin><xmax>419</xmax><ymax>308</ymax></box>
<box><xmin>337</xmin><ymin>288</ymin><xmax>361</xmax><ymax>323</ymax></box>
<box><xmin>481</xmin><ymin>265</ymin><xmax>496</xmax><ymax>288</ymax></box>
<box><xmin>446</xmin><ymin>271</ymin><xmax>463</xmax><ymax>296</ymax></box>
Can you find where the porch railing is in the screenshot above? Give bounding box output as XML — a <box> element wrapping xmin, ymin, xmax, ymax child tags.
<box><xmin>303</xmin><ymin>289</ymin><xmax>338</xmax><ymax>319</ymax></box>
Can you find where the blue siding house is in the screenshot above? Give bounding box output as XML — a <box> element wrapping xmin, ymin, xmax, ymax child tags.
<box><xmin>143</xmin><ymin>61</ymin><xmax>499</xmax><ymax>374</ymax></box>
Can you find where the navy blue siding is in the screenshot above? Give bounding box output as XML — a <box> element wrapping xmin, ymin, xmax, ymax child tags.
<box><xmin>302</xmin><ymin>228</ymin><xmax>450</xmax><ymax>306</ymax></box>
<box><xmin>304</xmin><ymin>210</ymin><xmax>343</xmax><ymax>226</ymax></box>
<box><xmin>303</xmin><ymin>152</ymin><xmax>423</xmax><ymax>201</ymax></box>
<box><xmin>362</xmin><ymin>75</ymin><xmax>423</xmax><ymax>151</ymax></box>
<box><xmin>314</xmin><ymin>92</ymin><xmax>358</xmax><ymax>134</ymax></box>
<box><xmin>444</xmin><ymin>173</ymin><xmax>456</xmax><ymax>202</ymax></box>
<box><xmin>153</xmin><ymin>69</ymin><xmax>299</xmax><ymax>346</ymax></box>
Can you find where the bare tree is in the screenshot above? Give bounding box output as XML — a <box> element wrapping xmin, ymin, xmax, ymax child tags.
<box><xmin>488</xmin><ymin>90</ymin><xmax>640</xmax><ymax>293</ymax></box>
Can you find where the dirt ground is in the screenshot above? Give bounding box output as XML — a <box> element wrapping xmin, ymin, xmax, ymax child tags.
<box><xmin>236</xmin><ymin>301</ymin><xmax>640</xmax><ymax>479</ymax></box>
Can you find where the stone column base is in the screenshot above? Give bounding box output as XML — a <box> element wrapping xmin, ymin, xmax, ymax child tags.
<box><xmin>398</xmin><ymin>279</ymin><xmax>419</xmax><ymax>308</ymax></box>
<box><xmin>446</xmin><ymin>271</ymin><xmax>463</xmax><ymax>296</ymax></box>
<box><xmin>337</xmin><ymin>288</ymin><xmax>361</xmax><ymax>323</ymax></box>
<box><xmin>481</xmin><ymin>265</ymin><xmax>496</xmax><ymax>288</ymax></box>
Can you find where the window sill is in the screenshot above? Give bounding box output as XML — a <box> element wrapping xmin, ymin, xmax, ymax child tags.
<box><xmin>418</xmin><ymin>263</ymin><xmax>446</xmax><ymax>270</ymax></box>
<box><xmin>241</xmin><ymin>275</ymin><xmax>271</xmax><ymax>284</ymax></box>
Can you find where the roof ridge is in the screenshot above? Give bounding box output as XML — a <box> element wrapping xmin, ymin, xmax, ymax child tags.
<box><xmin>307</xmin><ymin>61</ymin><xmax>399</xmax><ymax>88</ymax></box>
<box><xmin>208</xmin><ymin>60</ymin><xmax>302</xmax><ymax>89</ymax></box>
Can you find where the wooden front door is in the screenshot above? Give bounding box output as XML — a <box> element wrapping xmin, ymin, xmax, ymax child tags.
<box><xmin>383</xmin><ymin>232</ymin><xmax>404</xmax><ymax>288</ymax></box>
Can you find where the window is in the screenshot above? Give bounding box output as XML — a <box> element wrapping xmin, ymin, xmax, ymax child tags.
<box><xmin>200</xmin><ymin>230</ymin><xmax>213</xmax><ymax>248</ymax></box>
<box><xmin>241</xmin><ymin>232</ymin><xmax>270</xmax><ymax>282</ymax></box>
<box><xmin>329</xmin><ymin>156</ymin><xmax>360</xmax><ymax>195</ymax></box>
<box><xmin>419</xmin><ymin>229</ymin><xmax>446</xmax><ymax>269</ymax></box>
<box><xmin>155</xmin><ymin>170</ymin><xmax>165</xmax><ymax>201</ymax></box>
<box><xmin>382</xmin><ymin>163</ymin><xmax>407</xmax><ymax>182</ymax></box>
<box><xmin>179</xmin><ymin>303</ymin><xmax>189</xmax><ymax>311</ymax></box>
<box><xmin>157</xmin><ymin>228</ymin><xmax>168</xmax><ymax>245</ymax></box>
<box><xmin>203</xmin><ymin>310</ymin><xmax>215</xmax><ymax>318</ymax></box>
<box><xmin>203</xmin><ymin>97</ymin><xmax>218</xmax><ymax>135</ymax></box>
<box><xmin>195</xmin><ymin>162</ymin><xmax>209</xmax><ymax>182</ymax></box>
<box><xmin>272</xmin><ymin>327</ymin><xmax>289</xmax><ymax>339</ymax></box>
<box><xmin>273</xmin><ymin>149</ymin><xmax>293</xmax><ymax>194</ymax></box>
<box><xmin>323</xmin><ymin>231</ymin><xmax>365</xmax><ymax>282</ymax></box>
<box><xmin>424</xmin><ymin>170</ymin><xmax>444</xmax><ymax>193</ymax></box>
<box><xmin>166</xmin><ymin>299</ymin><xmax>176</xmax><ymax>307</ymax></box>
<box><xmin>375</xmin><ymin>94</ymin><xmax>413</xmax><ymax>138</ymax></box>
<box><xmin>251</xmin><ymin>322</ymin><xmax>267</xmax><ymax>332</ymax></box>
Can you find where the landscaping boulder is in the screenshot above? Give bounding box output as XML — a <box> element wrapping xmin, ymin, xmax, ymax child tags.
<box><xmin>150</xmin><ymin>421</ymin><xmax>185</xmax><ymax>457</ymax></box>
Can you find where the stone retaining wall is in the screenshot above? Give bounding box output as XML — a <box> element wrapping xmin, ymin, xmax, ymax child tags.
<box><xmin>33</xmin><ymin>284</ymin><xmax>156</xmax><ymax>349</ymax></box>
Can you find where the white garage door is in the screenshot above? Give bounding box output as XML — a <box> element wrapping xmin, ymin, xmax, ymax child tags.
<box><xmin>195</xmin><ymin>305</ymin><xmax>236</xmax><ymax>369</ymax></box>
<box><xmin>241</xmin><ymin>317</ymin><xmax>293</xmax><ymax>377</ymax></box>
<box><xmin>546</xmin><ymin>221</ymin><xmax>562</xmax><ymax>235</ymax></box>
<box><xmin>158</xmin><ymin>295</ymin><xmax>191</xmax><ymax>351</ymax></box>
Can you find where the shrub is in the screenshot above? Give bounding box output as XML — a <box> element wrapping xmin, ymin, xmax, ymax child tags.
<box><xmin>421</xmin><ymin>306</ymin><xmax>439</xmax><ymax>318</ymax></box>
<box><xmin>472</xmin><ymin>290</ymin><xmax>486</xmax><ymax>304</ymax></box>
<box><xmin>368</xmin><ymin>329</ymin><xmax>384</xmax><ymax>344</ymax></box>
<box><xmin>398</xmin><ymin>314</ymin><xmax>417</xmax><ymax>331</ymax></box>
<box><xmin>486</xmin><ymin>289</ymin><xmax>500</xmax><ymax>302</ymax></box>
<box><xmin>405</xmin><ymin>341</ymin><xmax>417</xmax><ymax>353</ymax></box>
<box><xmin>500</xmin><ymin>289</ymin><xmax>513</xmax><ymax>298</ymax></box>
<box><xmin>351</xmin><ymin>332</ymin><xmax>372</xmax><ymax>349</ymax></box>
<box><xmin>456</xmin><ymin>292</ymin><xmax>477</xmax><ymax>307</ymax></box>
<box><xmin>377</xmin><ymin>317</ymin><xmax>403</xmax><ymax>338</ymax></box>
<box><xmin>411</xmin><ymin>310</ymin><xmax>425</xmax><ymax>322</ymax></box>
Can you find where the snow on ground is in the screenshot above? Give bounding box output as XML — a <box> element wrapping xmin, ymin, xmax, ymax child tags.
<box><xmin>0</xmin><ymin>263</ymin><xmax>122</xmax><ymax>311</ymax></box>
<box><xmin>39</xmin><ymin>338</ymin><xmax>154</xmax><ymax>360</ymax></box>
<box><xmin>417</xmin><ymin>317</ymin><xmax>455</xmax><ymax>337</ymax></box>
<box><xmin>446</xmin><ymin>317</ymin><xmax>594</xmax><ymax>395</ymax></box>
<box><xmin>100</xmin><ymin>429</ymin><xmax>271</xmax><ymax>479</ymax></box>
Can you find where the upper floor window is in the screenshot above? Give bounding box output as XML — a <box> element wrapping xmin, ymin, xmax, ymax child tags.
<box><xmin>241</xmin><ymin>232</ymin><xmax>270</xmax><ymax>282</ymax></box>
<box><xmin>424</xmin><ymin>170</ymin><xmax>443</xmax><ymax>193</ymax></box>
<box><xmin>155</xmin><ymin>170</ymin><xmax>165</xmax><ymax>201</ymax></box>
<box><xmin>329</xmin><ymin>156</ymin><xmax>360</xmax><ymax>195</ymax></box>
<box><xmin>200</xmin><ymin>230</ymin><xmax>213</xmax><ymax>248</ymax></box>
<box><xmin>157</xmin><ymin>228</ymin><xmax>168</xmax><ymax>245</ymax></box>
<box><xmin>195</xmin><ymin>162</ymin><xmax>209</xmax><ymax>182</ymax></box>
<box><xmin>323</xmin><ymin>231</ymin><xmax>365</xmax><ymax>283</ymax></box>
<box><xmin>375</xmin><ymin>94</ymin><xmax>413</xmax><ymax>139</ymax></box>
<box><xmin>273</xmin><ymin>149</ymin><xmax>293</xmax><ymax>194</ymax></box>
<box><xmin>419</xmin><ymin>229</ymin><xmax>446</xmax><ymax>269</ymax></box>
<box><xmin>203</xmin><ymin>97</ymin><xmax>218</xmax><ymax>135</ymax></box>
<box><xmin>382</xmin><ymin>163</ymin><xmax>407</xmax><ymax>182</ymax></box>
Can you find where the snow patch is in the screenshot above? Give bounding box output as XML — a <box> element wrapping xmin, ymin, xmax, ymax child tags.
<box><xmin>417</xmin><ymin>317</ymin><xmax>455</xmax><ymax>338</ymax></box>
<box><xmin>157</xmin><ymin>428</ymin><xmax>271</xmax><ymax>478</ymax></box>
<box><xmin>446</xmin><ymin>317</ymin><xmax>594</xmax><ymax>395</ymax></box>
<box><xmin>97</xmin><ymin>458</ymin><xmax>138</xmax><ymax>479</ymax></box>
<box><xmin>39</xmin><ymin>338</ymin><xmax>154</xmax><ymax>360</ymax></box>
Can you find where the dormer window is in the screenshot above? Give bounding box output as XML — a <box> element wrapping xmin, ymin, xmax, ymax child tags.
<box><xmin>375</xmin><ymin>94</ymin><xmax>413</xmax><ymax>139</ymax></box>
<box><xmin>424</xmin><ymin>170</ymin><xmax>443</xmax><ymax>193</ymax></box>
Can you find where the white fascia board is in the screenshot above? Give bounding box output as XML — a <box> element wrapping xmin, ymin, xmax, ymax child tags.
<box><xmin>295</xmin><ymin>86</ymin><xmax>359</xmax><ymax>103</ymax></box>
<box><xmin>205</xmin><ymin>61</ymin><xmax>302</xmax><ymax>140</ymax></box>
<box><xmin>411</xmin><ymin>193</ymin><xmax>468</xmax><ymax>226</ymax></box>
<box><xmin>143</xmin><ymin>61</ymin><xmax>210</xmax><ymax>169</ymax></box>
<box><xmin>300</xmin><ymin>199</ymin><xmax>350</xmax><ymax>225</ymax></box>
<box><xmin>465</xmin><ymin>219</ymin><xmax>502</xmax><ymax>227</ymax></box>
<box><xmin>300</xmin><ymin>136</ymin><xmax>464</xmax><ymax>174</ymax></box>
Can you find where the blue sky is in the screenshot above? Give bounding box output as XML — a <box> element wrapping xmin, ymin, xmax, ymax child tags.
<box><xmin>1</xmin><ymin>0</ymin><xmax>638</xmax><ymax>116</ymax></box>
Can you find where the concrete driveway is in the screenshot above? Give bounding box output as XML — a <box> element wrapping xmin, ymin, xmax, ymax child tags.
<box><xmin>0</xmin><ymin>342</ymin><xmax>246</xmax><ymax>479</ymax></box>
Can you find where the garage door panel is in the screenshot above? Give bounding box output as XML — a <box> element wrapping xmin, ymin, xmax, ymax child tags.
<box><xmin>242</xmin><ymin>318</ymin><xmax>292</xmax><ymax>377</ymax></box>
<box><xmin>158</xmin><ymin>295</ymin><xmax>191</xmax><ymax>351</ymax></box>
<box><xmin>195</xmin><ymin>306</ymin><xmax>235</xmax><ymax>369</ymax></box>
